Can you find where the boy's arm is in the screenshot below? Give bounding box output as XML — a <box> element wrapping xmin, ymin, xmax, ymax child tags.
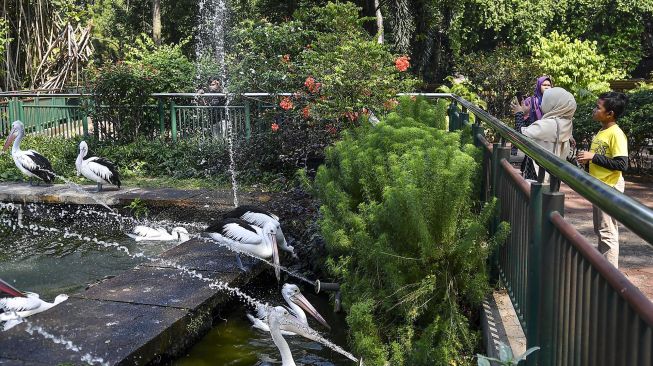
<box><xmin>591</xmin><ymin>155</ymin><xmax>628</xmax><ymax>172</ymax></box>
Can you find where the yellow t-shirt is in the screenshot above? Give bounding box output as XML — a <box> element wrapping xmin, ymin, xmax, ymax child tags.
<box><xmin>589</xmin><ymin>124</ymin><xmax>628</xmax><ymax>186</ymax></box>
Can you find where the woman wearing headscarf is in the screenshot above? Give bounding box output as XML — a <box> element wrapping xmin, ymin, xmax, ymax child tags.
<box><xmin>520</xmin><ymin>87</ymin><xmax>577</xmax><ymax>183</ymax></box>
<box><xmin>511</xmin><ymin>76</ymin><xmax>553</xmax><ymax>178</ymax></box>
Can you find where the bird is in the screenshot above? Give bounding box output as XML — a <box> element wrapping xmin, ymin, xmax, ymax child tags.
<box><xmin>247</xmin><ymin>283</ymin><xmax>330</xmax><ymax>335</ymax></box>
<box><xmin>2</xmin><ymin>121</ymin><xmax>56</xmax><ymax>185</ymax></box>
<box><xmin>0</xmin><ymin>279</ymin><xmax>68</xmax><ymax>331</ymax></box>
<box><xmin>205</xmin><ymin>218</ymin><xmax>280</xmax><ymax>280</ymax></box>
<box><xmin>75</xmin><ymin>141</ymin><xmax>121</xmax><ymax>192</ymax></box>
<box><xmin>127</xmin><ymin>226</ymin><xmax>190</xmax><ymax>242</ymax></box>
<box><xmin>222</xmin><ymin>205</ymin><xmax>297</xmax><ymax>258</ymax></box>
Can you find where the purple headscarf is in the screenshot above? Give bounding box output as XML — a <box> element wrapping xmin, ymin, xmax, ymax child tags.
<box><xmin>522</xmin><ymin>76</ymin><xmax>552</xmax><ymax>122</ymax></box>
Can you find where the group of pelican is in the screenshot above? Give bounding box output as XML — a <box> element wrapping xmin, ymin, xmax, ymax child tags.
<box><xmin>3</xmin><ymin>120</ymin><xmax>121</xmax><ymax>191</ymax></box>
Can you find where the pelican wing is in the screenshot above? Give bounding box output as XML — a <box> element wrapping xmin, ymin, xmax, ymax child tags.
<box><xmin>20</xmin><ymin>151</ymin><xmax>55</xmax><ymax>183</ymax></box>
<box><xmin>0</xmin><ymin>296</ymin><xmax>41</xmax><ymax>313</ymax></box>
<box><xmin>225</xmin><ymin>205</ymin><xmax>279</xmax><ymax>224</ymax></box>
<box><xmin>221</xmin><ymin>222</ymin><xmax>261</xmax><ymax>244</ymax></box>
<box><xmin>85</xmin><ymin>157</ymin><xmax>121</xmax><ymax>186</ymax></box>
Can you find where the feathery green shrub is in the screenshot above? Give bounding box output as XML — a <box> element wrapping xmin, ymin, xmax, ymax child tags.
<box><xmin>314</xmin><ymin>96</ymin><xmax>507</xmax><ymax>365</ymax></box>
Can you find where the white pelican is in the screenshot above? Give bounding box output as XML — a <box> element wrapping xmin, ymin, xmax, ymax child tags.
<box><xmin>127</xmin><ymin>226</ymin><xmax>190</xmax><ymax>242</ymax></box>
<box><xmin>2</xmin><ymin>121</ymin><xmax>56</xmax><ymax>185</ymax></box>
<box><xmin>0</xmin><ymin>279</ymin><xmax>68</xmax><ymax>331</ymax></box>
<box><xmin>76</xmin><ymin>141</ymin><xmax>121</xmax><ymax>192</ymax></box>
<box><xmin>205</xmin><ymin>218</ymin><xmax>280</xmax><ymax>280</ymax></box>
<box><xmin>222</xmin><ymin>205</ymin><xmax>297</xmax><ymax>258</ymax></box>
<box><xmin>247</xmin><ymin>283</ymin><xmax>330</xmax><ymax>335</ymax></box>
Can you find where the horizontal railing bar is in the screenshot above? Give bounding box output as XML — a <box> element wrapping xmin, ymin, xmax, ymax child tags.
<box><xmin>550</xmin><ymin>211</ymin><xmax>653</xmax><ymax>327</ymax></box>
<box><xmin>477</xmin><ymin>134</ymin><xmax>493</xmax><ymax>153</ymax></box>
<box><xmin>449</xmin><ymin>94</ymin><xmax>653</xmax><ymax>246</ymax></box>
<box><xmin>500</xmin><ymin>158</ymin><xmax>531</xmax><ymax>199</ymax></box>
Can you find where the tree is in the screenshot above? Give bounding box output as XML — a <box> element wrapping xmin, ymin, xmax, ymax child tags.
<box><xmin>152</xmin><ymin>0</ymin><xmax>162</xmax><ymax>46</ymax></box>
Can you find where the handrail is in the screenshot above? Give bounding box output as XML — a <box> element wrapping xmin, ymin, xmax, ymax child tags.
<box><xmin>446</xmin><ymin>94</ymin><xmax>653</xmax><ymax>246</ymax></box>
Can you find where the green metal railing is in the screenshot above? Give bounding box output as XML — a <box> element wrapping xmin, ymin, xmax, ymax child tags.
<box><xmin>439</xmin><ymin>93</ymin><xmax>653</xmax><ymax>366</ymax></box>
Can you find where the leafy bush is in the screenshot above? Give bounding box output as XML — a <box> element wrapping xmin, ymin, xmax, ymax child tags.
<box><xmin>532</xmin><ymin>32</ymin><xmax>624</xmax><ymax>99</ymax></box>
<box><xmin>314</xmin><ymin>97</ymin><xmax>508</xmax><ymax>365</ymax></box>
<box><xmin>572</xmin><ymin>87</ymin><xmax>653</xmax><ymax>172</ymax></box>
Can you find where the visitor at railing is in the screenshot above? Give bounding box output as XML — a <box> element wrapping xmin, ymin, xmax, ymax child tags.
<box><xmin>510</xmin><ymin>75</ymin><xmax>553</xmax><ymax>179</ymax></box>
<box><xmin>577</xmin><ymin>92</ymin><xmax>630</xmax><ymax>268</ymax></box>
<box><xmin>518</xmin><ymin>87</ymin><xmax>577</xmax><ymax>183</ymax></box>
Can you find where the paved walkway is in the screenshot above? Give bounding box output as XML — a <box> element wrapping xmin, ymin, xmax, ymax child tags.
<box><xmin>561</xmin><ymin>177</ymin><xmax>653</xmax><ymax>300</ymax></box>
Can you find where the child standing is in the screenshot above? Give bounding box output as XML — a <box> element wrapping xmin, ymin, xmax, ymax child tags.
<box><xmin>577</xmin><ymin>92</ymin><xmax>629</xmax><ymax>268</ymax></box>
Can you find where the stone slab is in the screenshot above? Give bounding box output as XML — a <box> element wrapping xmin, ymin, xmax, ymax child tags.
<box><xmin>0</xmin><ymin>297</ymin><xmax>189</xmax><ymax>366</ymax></box>
<box><xmin>184</xmin><ymin>189</ymin><xmax>273</xmax><ymax>209</ymax></box>
<box><xmin>481</xmin><ymin>290</ymin><xmax>527</xmax><ymax>365</ymax></box>
<box><xmin>77</xmin><ymin>265</ymin><xmax>242</xmax><ymax>309</ymax></box>
<box><xmin>115</xmin><ymin>188</ymin><xmax>204</xmax><ymax>207</ymax></box>
<box><xmin>0</xmin><ymin>359</ymin><xmax>49</xmax><ymax>366</ymax></box>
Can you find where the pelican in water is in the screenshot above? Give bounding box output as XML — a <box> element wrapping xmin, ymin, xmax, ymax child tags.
<box><xmin>127</xmin><ymin>226</ymin><xmax>190</xmax><ymax>242</ymax></box>
<box><xmin>3</xmin><ymin>121</ymin><xmax>56</xmax><ymax>185</ymax></box>
<box><xmin>0</xmin><ymin>279</ymin><xmax>68</xmax><ymax>331</ymax></box>
<box><xmin>222</xmin><ymin>205</ymin><xmax>297</xmax><ymax>258</ymax></box>
<box><xmin>76</xmin><ymin>141</ymin><xmax>121</xmax><ymax>192</ymax></box>
<box><xmin>205</xmin><ymin>218</ymin><xmax>280</xmax><ymax>280</ymax></box>
<box><xmin>247</xmin><ymin>283</ymin><xmax>330</xmax><ymax>335</ymax></box>
<box><xmin>267</xmin><ymin>306</ymin><xmax>363</xmax><ymax>366</ymax></box>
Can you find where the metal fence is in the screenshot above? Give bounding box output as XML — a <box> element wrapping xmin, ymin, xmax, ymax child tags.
<box><xmin>440</xmin><ymin>94</ymin><xmax>653</xmax><ymax>366</ymax></box>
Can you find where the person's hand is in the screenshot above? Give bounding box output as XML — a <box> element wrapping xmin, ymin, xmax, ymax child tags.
<box><xmin>510</xmin><ymin>100</ymin><xmax>529</xmax><ymax>115</ymax></box>
<box><xmin>576</xmin><ymin>150</ymin><xmax>594</xmax><ymax>164</ymax></box>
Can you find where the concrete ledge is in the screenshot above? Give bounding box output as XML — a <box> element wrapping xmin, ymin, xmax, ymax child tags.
<box><xmin>481</xmin><ymin>289</ymin><xmax>526</xmax><ymax>363</ymax></box>
<box><xmin>0</xmin><ymin>239</ymin><xmax>265</xmax><ymax>365</ymax></box>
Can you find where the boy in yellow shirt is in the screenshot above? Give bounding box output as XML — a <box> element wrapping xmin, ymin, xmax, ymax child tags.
<box><xmin>577</xmin><ymin>92</ymin><xmax>629</xmax><ymax>267</ymax></box>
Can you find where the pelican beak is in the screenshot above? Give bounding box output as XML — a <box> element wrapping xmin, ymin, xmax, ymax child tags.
<box><xmin>3</xmin><ymin>130</ymin><xmax>16</xmax><ymax>152</ymax></box>
<box><xmin>270</xmin><ymin>233</ymin><xmax>280</xmax><ymax>281</ymax></box>
<box><xmin>293</xmin><ymin>292</ymin><xmax>331</xmax><ymax>330</ymax></box>
<box><xmin>0</xmin><ymin>279</ymin><xmax>25</xmax><ymax>297</ymax></box>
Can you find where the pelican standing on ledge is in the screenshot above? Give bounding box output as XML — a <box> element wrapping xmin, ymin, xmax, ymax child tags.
<box><xmin>0</xmin><ymin>279</ymin><xmax>68</xmax><ymax>331</ymax></box>
<box><xmin>247</xmin><ymin>283</ymin><xmax>330</xmax><ymax>335</ymax></box>
<box><xmin>76</xmin><ymin>141</ymin><xmax>121</xmax><ymax>192</ymax></box>
<box><xmin>3</xmin><ymin>121</ymin><xmax>56</xmax><ymax>185</ymax></box>
<box><xmin>205</xmin><ymin>218</ymin><xmax>281</xmax><ymax>280</ymax></box>
<box><xmin>222</xmin><ymin>205</ymin><xmax>297</xmax><ymax>258</ymax></box>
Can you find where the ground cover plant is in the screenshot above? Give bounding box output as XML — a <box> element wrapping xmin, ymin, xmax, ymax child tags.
<box><xmin>313</xmin><ymin>97</ymin><xmax>509</xmax><ymax>365</ymax></box>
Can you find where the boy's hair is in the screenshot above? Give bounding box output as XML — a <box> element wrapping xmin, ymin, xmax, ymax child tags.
<box><xmin>598</xmin><ymin>92</ymin><xmax>629</xmax><ymax>118</ymax></box>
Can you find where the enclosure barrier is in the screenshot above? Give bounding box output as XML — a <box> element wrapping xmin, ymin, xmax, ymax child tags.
<box><xmin>436</xmin><ymin>93</ymin><xmax>653</xmax><ymax>366</ymax></box>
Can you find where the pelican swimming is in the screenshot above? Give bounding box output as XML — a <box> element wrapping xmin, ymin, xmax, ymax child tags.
<box><xmin>205</xmin><ymin>218</ymin><xmax>280</xmax><ymax>280</ymax></box>
<box><xmin>127</xmin><ymin>226</ymin><xmax>190</xmax><ymax>242</ymax></box>
<box><xmin>222</xmin><ymin>205</ymin><xmax>297</xmax><ymax>258</ymax></box>
<box><xmin>2</xmin><ymin>121</ymin><xmax>56</xmax><ymax>185</ymax></box>
<box><xmin>76</xmin><ymin>141</ymin><xmax>121</xmax><ymax>192</ymax></box>
<box><xmin>0</xmin><ymin>279</ymin><xmax>68</xmax><ymax>331</ymax></box>
<box><xmin>247</xmin><ymin>283</ymin><xmax>330</xmax><ymax>335</ymax></box>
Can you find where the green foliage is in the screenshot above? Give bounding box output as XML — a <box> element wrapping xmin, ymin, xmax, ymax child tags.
<box><xmin>531</xmin><ymin>32</ymin><xmax>624</xmax><ymax>99</ymax></box>
<box><xmin>314</xmin><ymin>97</ymin><xmax>504</xmax><ymax>365</ymax></box>
<box><xmin>477</xmin><ymin>342</ymin><xmax>539</xmax><ymax>366</ymax></box>
<box><xmin>124</xmin><ymin>198</ymin><xmax>149</xmax><ymax>220</ymax></box>
<box><xmin>457</xmin><ymin>45</ymin><xmax>539</xmax><ymax>119</ymax></box>
<box><xmin>0</xmin><ymin>18</ymin><xmax>9</xmax><ymax>65</ymax></box>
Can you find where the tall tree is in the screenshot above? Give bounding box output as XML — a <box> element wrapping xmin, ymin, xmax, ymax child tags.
<box><xmin>152</xmin><ymin>0</ymin><xmax>162</xmax><ymax>45</ymax></box>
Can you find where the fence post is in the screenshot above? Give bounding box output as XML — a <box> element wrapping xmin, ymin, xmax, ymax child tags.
<box><xmin>170</xmin><ymin>100</ymin><xmax>177</xmax><ymax>142</ymax></box>
<box><xmin>459</xmin><ymin>111</ymin><xmax>470</xmax><ymax>128</ymax></box>
<box><xmin>158</xmin><ymin>98</ymin><xmax>165</xmax><ymax>137</ymax></box>
<box><xmin>8</xmin><ymin>99</ymin><xmax>16</xmax><ymax>122</ymax></box>
<box><xmin>448</xmin><ymin>101</ymin><xmax>459</xmax><ymax>132</ymax></box>
<box><xmin>82</xmin><ymin>99</ymin><xmax>89</xmax><ymax>138</ymax></box>
<box><xmin>526</xmin><ymin>182</ymin><xmax>546</xmax><ymax>366</ymax></box>
<box><xmin>533</xmin><ymin>188</ymin><xmax>565</xmax><ymax>366</ymax></box>
<box><xmin>244</xmin><ymin>100</ymin><xmax>252</xmax><ymax>140</ymax></box>
<box><xmin>472</xmin><ymin>123</ymin><xmax>484</xmax><ymax>148</ymax></box>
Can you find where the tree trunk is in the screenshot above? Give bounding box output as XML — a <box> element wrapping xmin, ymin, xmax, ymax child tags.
<box><xmin>374</xmin><ymin>0</ymin><xmax>383</xmax><ymax>44</ymax></box>
<box><xmin>152</xmin><ymin>0</ymin><xmax>161</xmax><ymax>46</ymax></box>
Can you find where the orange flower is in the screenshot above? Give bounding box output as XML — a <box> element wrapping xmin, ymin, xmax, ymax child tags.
<box><xmin>344</xmin><ymin>111</ymin><xmax>359</xmax><ymax>122</ymax></box>
<box><xmin>384</xmin><ymin>98</ymin><xmax>399</xmax><ymax>110</ymax></box>
<box><xmin>280</xmin><ymin>97</ymin><xmax>294</xmax><ymax>110</ymax></box>
<box><xmin>304</xmin><ymin>76</ymin><xmax>321</xmax><ymax>93</ymax></box>
<box><xmin>302</xmin><ymin>105</ymin><xmax>311</xmax><ymax>119</ymax></box>
<box><xmin>271</xmin><ymin>123</ymin><xmax>280</xmax><ymax>132</ymax></box>
<box><xmin>281</xmin><ymin>54</ymin><xmax>291</xmax><ymax>63</ymax></box>
<box><xmin>395</xmin><ymin>55</ymin><xmax>410</xmax><ymax>72</ymax></box>
<box><xmin>326</xmin><ymin>124</ymin><xmax>338</xmax><ymax>135</ymax></box>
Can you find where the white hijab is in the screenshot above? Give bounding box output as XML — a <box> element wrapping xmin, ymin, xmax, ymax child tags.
<box><xmin>521</xmin><ymin>87</ymin><xmax>576</xmax><ymax>156</ymax></box>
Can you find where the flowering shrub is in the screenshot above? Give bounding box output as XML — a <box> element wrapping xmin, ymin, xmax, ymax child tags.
<box><xmin>395</xmin><ymin>55</ymin><xmax>410</xmax><ymax>72</ymax></box>
<box><xmin>279</xmin><ymin>97</ymin><xmax>294</xmax><ymax>110</ymax></box>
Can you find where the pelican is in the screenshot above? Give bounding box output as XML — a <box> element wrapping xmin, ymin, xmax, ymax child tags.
<box><xmin>222</xmin><ymin>205</ymin><xmax>297</xmax><ymax>258</ymax></box>
<box><xmin>0</xmin><ymin>279</ymin><xmax>68</xmax><ymax>331</ymax></box>
<box><xmin>247</xmin><ymin>283</ymin><xmax>330</xmax><ymax>335</ymax></box>
<box><xmin>127</xmin><ymin>226</ymin><xmax>190</xmax><ymax>242</ymax></box>
<box><xmin>2</xmin><ymin>121</ymin><xmax>56</xmax><ymax>185</ymax></box>
<box><xmin>205</xmin><ymin>218</ymin><xmax>280</xmax><ymax>280</ymax></box>
<box><xmin>76</xmin><ymin>141</ymin><xmax>121</xmax><ymax>192</ymax></box>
